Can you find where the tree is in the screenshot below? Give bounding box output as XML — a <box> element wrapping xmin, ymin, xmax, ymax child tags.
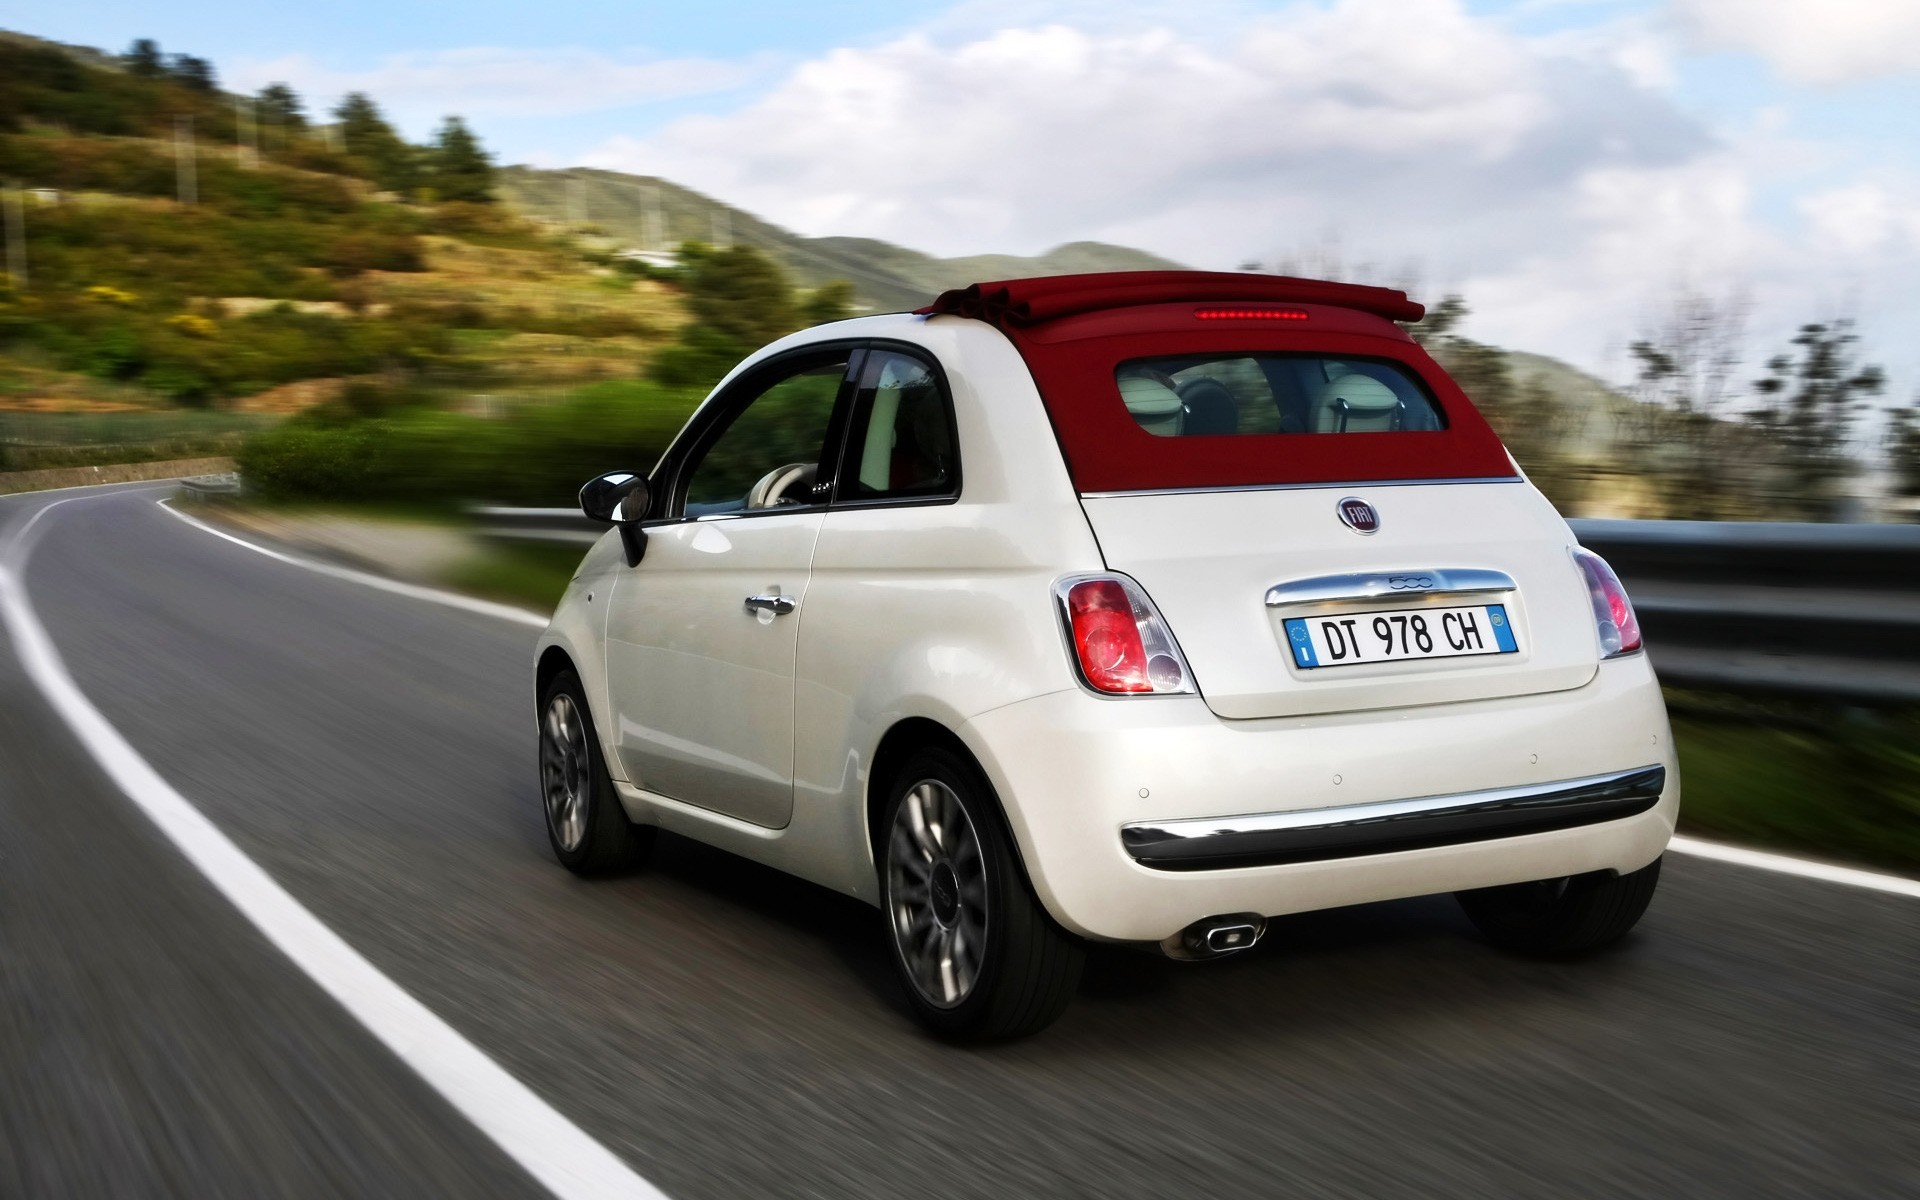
<box><xmin>649</xmin><ymin>243</ymin><xmax>802</xmax><ymax>388</ymax></box>
<box><xmin>123</xmin><ymin>39</ymin><xmax>163</xmax><ymax>78</ymax></box>
<box><xmin>1408</xmin><ymin>294</ymin><xmax>1584</xmax><ymax>511</ymax></box>
<box><xmin>1748</xmin><ymin>320</ymin><xmax>1884</xmax><ymax>520</ymax></box>
<box><xmin>256</xmin><ymin>83</ymin><xmax>307</xmax><ymax>132</ymax></box>
<box><xmin>167</xmin><ymin>54</ymin><xmax>218</xmax><ymax>93</ymax></box>
<box><xmin>1887</xmin><ymin>402</ymin><xmax>1920</xmax><ymax>502</ymax></box>
<box><xmin>1624</xmin><ymin>286</ymin><xmax>1756</xmax><ymax>518</ymax></box>
<box><xmin>801</xmin><ymin>279</ymin><xmax>854</xmax><ymax>326</ymax></box>
<box><xmin>333</xmin><ymin>92</ymin><xmax>418</xmax><ymax>194</ymax></box>
<box><xmin>423</xmin><ymin>116</ymin><xmax>494</xmax><ymax>202</ymax></box>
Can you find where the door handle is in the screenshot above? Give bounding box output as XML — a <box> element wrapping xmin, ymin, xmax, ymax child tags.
<box><xmin>744</xmin><ymin>593</ymin><xmax>797</xmax><ymax>616</ymax></box>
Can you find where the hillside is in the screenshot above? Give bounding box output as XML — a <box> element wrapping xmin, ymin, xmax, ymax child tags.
<box><xmin>496</xmin><ymin>166</ymin><xmax>1185</xmax><ymax>311</ymax></box>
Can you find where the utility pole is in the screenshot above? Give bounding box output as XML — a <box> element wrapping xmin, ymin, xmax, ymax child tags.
<box><xmin>3</xmin><ymin>181</ymin><xmax>25</xmax><ymax>291</ymax></box>
<box><xmin>175</xmin><ymin>116</ymin><xmax>198</xmax><ymax>204</ymax></box>
<box><xmin>235</xmin><ymin>97</ymin><xmax>259</xmax><ymax>168</ymax></box>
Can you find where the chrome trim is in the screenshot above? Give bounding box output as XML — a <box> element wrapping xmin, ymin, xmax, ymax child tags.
<box><xmin>1121</xmin><ymin>765</ymin><xmax>1666</xmax><ymax>871</ymax></box>
<box><xmin>1079</xmin><ymin>476</ymin><xmax>1522</xmax><ymax>500</ymax></box>
<box><xmin>1263</xmin><ymin>568</ymin><xmax>1517</xmax><ymax>609</ymax></box>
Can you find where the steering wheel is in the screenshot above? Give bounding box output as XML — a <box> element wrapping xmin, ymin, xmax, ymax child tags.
<box><xmin>745</xmin><ymin>462</ymin><xmax>817</xmax><ymax>509</ymax></box>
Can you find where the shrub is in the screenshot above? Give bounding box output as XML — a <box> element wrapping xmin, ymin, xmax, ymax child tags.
<box><xmin>238</xmin><ymin>380</ymin><xmax>699</xmax><ymax>507</ymax></box>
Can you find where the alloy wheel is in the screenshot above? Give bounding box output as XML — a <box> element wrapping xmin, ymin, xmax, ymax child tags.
<box><xmin>886</xmin><ymin>779</ymin><xmax>990</xmax><ymax>1009</ymax></box>
<box><xmin>540</xmin><ymin>692</ymin><xmax>591</xmax><ymax>852</ymax></box>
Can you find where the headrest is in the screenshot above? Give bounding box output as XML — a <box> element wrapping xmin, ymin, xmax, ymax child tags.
<box><xmin>1118</xmin><ymin>374</ymin><xmax>1183</xmax><ymax>417</ymax></box>
<box><xmin>1316</xmin><ymin>374</ymin><xmax>1399</xmax><ymax>413</ymax></box>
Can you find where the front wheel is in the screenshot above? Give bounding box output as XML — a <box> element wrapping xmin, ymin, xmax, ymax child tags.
<box><xmin>1456</xmin><ymin>856</ymin><xmax>1661</xmax><ymax>957</ymax></box>
<box><xmin>881</xmin><ymin>747</ymin><xmax>1084</xmax><ymax>1040</ymax></box>
<box><xmin>539</xmin><ymin>669</ymin><xmax>653</xmax><ymax>875</ymax></box>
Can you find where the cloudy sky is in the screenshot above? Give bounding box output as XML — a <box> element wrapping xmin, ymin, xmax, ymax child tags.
<box><xmin>16</xmin><ymin>0</ymin><xmax>1920</xmax><ymax>399</ymax></box>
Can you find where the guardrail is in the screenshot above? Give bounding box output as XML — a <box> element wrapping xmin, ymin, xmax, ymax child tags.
<box><xmin>468</xmin><ymin>505</ymin><xmax>1920</xmax><ymax>704</ymax></box>
<box><xmin>1567</xmin><ymin>519</ymin><xmax>1920</xmax><ymax>704</ymax></box>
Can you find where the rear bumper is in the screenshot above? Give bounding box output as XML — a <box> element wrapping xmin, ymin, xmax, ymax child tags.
<box><xmin>960</xmin><ymin>654</ymin><xmax>1677</xmax><ymax>943</ymax></box>
<box><xmin>1122</xmin><ymin>764</ymin><xmax>1665</xmax><ymax>870</ymax></box>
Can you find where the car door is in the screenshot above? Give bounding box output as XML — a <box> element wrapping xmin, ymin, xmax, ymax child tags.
<box><xmin>604</xmin><ymin>346</ymin><xmax>857</xmax><ymax>828</ymax></box>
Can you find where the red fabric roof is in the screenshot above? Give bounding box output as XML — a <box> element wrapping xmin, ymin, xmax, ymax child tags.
<box><xmin>916</xmin><ymin>271</ymin><xmax>1426</xmax><ymax>327</ymax></box>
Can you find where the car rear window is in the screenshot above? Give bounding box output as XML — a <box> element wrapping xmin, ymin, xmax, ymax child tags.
<box><xmin>994</xmin><ymin>305</ymin><xmax>1517</xmax><ymax>494</ymax></box>
<box><xmin>1115</xmin><ymin>354</ymin><xmax>1444</xmax><ymax>438</ymax></box>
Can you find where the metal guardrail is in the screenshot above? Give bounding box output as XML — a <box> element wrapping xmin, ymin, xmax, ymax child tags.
<box><xmin>1567</xmin><ymin>519</ymin><xmax>1920</xmax><ymax>704</ymax></box>
<box><xmin>468</xmin><ymin>505</ymin><xmax>1920</xmax><ymax>704</ymax></box>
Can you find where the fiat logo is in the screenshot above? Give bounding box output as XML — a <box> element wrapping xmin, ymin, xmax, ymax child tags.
<box><xmin>1337</xmin><ymin>497</ymin><xmax>1380</xmax><ymax>534</ymax></box>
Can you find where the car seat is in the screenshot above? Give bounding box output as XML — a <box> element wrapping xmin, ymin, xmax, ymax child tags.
<box><xmin>1311</xmin><ymin>373</ymin><xmax>1404</xmax><ymax>433</ymax></box>
<box><xmin>1176</xmin><ymin>378</ymin><xmax>1239</xmax><ymax>436</ymax></box>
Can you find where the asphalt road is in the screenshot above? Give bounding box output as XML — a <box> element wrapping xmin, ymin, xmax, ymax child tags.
<box><xmin>2</xmin><ymin>482</ymin><xmax>1916</xmax><ymax>1199</ymax></box>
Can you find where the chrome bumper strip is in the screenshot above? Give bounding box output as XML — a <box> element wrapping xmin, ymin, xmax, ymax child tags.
<box><xmin>1120</xmin><ymin>765</ymin><xmax>1666</xmax><ymax>871</ymax></box>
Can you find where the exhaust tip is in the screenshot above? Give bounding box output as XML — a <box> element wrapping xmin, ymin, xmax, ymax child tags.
<box><xmin>1162</xmin><ymin>913</ymin><xmax>1267</xmax><ymax>961</ymax></box>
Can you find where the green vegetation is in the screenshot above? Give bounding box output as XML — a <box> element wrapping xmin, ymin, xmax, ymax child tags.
<box><xmin>441</xmin><ymin>540</ymin><xmax>583</xmax><ymax>611</ymax></box>
<box><xmin>237</xmin><ymin>379</ymin><xmax>696</xmax><ymax>507</ymax></box>
<box><xmin>1670</xmin><ymin>694</ymin><xmax>1920</xmax><ymax>873</ymax></box>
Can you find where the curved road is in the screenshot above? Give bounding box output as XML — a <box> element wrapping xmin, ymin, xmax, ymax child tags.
<box><xmin>2</xmin><ymin>482</ymin><xmax>1915</xmax><ymax>1198</ymax></box>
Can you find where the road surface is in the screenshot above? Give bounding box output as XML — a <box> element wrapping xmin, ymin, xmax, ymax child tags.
<box><xmin>2</xmin><ymin>483</ymin><xmax>1915</xmax><ymax>1198</ymax></box>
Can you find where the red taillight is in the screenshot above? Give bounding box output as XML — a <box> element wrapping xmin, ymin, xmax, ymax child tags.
<box><xmin>1060</xmin><ymin>575</ymin><xmax>1194</xmax><ymax>695</ymax></box>
<box><xmin>1066</xmin><ymin>580</ymin><xmax>1152</xmax><ymax>692</ymax></box>
<box><xmin>1194</xmin><ymin>307</ymin><xmax>1308</xmax><ymax>321</ymax></box>
<box><xmin>1573</xmin><ymin>548</ymin><xmax>1642</xmax><ymax>658</ymax></box>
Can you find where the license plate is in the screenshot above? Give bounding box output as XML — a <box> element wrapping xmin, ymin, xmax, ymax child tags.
<box><xmin>1283</xmin><ymin>604</ymin><xmax>1517</xmax><ymax>669</ymax></box>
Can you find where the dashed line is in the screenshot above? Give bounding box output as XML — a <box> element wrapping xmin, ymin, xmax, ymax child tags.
<box><xmin>1</xmin><ymin>489</ymin><xmax>665</xmax><ymax>1199</ymax></box>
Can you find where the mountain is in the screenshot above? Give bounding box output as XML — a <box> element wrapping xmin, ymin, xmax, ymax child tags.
<box><xmin>495</xmin><ymin>166</ymin><xmax>1186</xmax><ymax>312</ymax></box>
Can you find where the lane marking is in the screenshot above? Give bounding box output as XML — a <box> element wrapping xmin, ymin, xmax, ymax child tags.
<box><xmin>1668</xmin><ymin>835</ymin><xmax>1920</xmax><ymax>899</ymax></box>
<box><xmin>0</xmin><ymin>491</ymin><xmax>667</xmax><ymax>1199</ymax></box>
<box><xmin>156</xmin><ymin>498</ymin><xmax>549</xmax><ymax>629</ymax></box>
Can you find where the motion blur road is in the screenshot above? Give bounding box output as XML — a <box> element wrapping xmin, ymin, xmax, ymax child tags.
<box><xmin>3</xmin><ymin>483</ymin><xmax>1916</xmax><ymax>1199</ymax></box>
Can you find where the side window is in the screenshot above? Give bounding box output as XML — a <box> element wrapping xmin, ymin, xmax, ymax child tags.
<box><xmin>682</xmin><ymin>355</ymin><xmax>850</xmax><ymax>516</ymax></box>
<box><xmin>838</xmin><ymin>350</ymin><xmax>959</xmax><ymax>502</ymax></box>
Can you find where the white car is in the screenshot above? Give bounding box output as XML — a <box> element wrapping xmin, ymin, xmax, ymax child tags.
<box><xmin>535</xmin><ymin>271</ymin><xmax>1677</xmax><ymax>1040</ymax></box>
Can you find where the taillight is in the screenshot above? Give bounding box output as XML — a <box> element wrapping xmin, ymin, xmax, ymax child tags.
<box><xmin>1572</xmin><ymin>548</ymin><xmax>1642</xmax><ymax>658</ymax></box>
<box><xmin>1057</xmin><ymin>575</ymin><xmax>1195</xmax><ymax>695</ymax></box>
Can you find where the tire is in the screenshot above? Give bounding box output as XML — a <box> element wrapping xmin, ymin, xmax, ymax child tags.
<box><xmin>1456</xmin><ymin>856</ymin><xmax>1662</xmax><ymax>957</ymax></box>
<box><xmin>538</xmin><ymin>669</ymin><xmax>653</xmax><ymax>875</ymax></box>
<box><xmin>880</xmin><ymin>746</ymin><xmax>1084</xmax><ymax>1041</ymax></box>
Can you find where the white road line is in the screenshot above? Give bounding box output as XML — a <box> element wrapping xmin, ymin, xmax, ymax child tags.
<box><xmin>156</xmin><ymin>498</ymin><xmax>549</xmax><ymax>629</ymax></box>
<box><xmin>0</xmin><ymin>493</ymin><xmax>667</xmax><ymax>1200</ymax></box>
<box><xmin>1668</xmin><ymin>835</ymin><xmax>1920</xmax><ymax>899</ymax></box>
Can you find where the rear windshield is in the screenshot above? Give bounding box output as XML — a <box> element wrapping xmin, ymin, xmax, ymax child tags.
<box><xmin>1115</xmin><ymin>354</ymin><xmax>1445</xmax><ymax>438</ymax></box>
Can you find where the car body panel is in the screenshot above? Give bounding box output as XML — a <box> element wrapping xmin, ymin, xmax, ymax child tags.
<box><xmin>604</xmin><ymin>509</ymin><xmax>822</xmax><ymax>828</ymax></box>
<box><xmin>1080</xmin><ymin>481</ymin><xmax>1601</xmax><ymax>719</ymax></box>
<box><xmin>960</xmin><ymin>653</ymin><xmax>1676</xmax><ymax>942</ymax></box>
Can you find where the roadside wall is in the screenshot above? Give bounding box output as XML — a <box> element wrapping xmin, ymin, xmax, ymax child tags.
<box><xmin>0</xmin><ymin>457</ymin><xmax>236</xmax><ymax>497</ymax></box>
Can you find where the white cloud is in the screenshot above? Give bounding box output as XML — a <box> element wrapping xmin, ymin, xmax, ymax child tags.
<box><xmin>1800</xmin><ymin>183</ymin><xmax>1920</xmax><ymax>257</ymax></box>
<box><xmin>227</xmin><ymin>47</ymin><xmax>762</xmax><ymax>131</ymax></box>
<box><xmin>566</xmin><ymin>0</ymin><xmax>1919</xmax><ymax>394</ymax></box>
<box><xmin>1675</xmin><ymin>0</ymin><xmax>1920</xmax><ymax>85</ymax></box>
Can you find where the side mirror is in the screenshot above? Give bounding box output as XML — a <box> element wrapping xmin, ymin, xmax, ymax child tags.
<box><xmin>580</xmin><ymin>471</ymin><xmax>650</xmax><ymax>523</ymax></box>
<box><xmin>579</xmin><ymin>472</ymin><xmax>652</xmax><ymax>566</ymax></box>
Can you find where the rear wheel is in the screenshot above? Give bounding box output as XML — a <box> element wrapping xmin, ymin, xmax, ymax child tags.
<box><xmin>1456</xmin><ymin>856</ymin><xmax>1661</xmax><ymax>956</ymax></box>
<box><xmin>539</xmin><ymin>670</ymin><xmax>653</xmax><ymax>875</ymax></box>
<box><xmin>881</xmin><ymin>747</ymin><xmax>1084</xmax><ymax>1040</ymax></box>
